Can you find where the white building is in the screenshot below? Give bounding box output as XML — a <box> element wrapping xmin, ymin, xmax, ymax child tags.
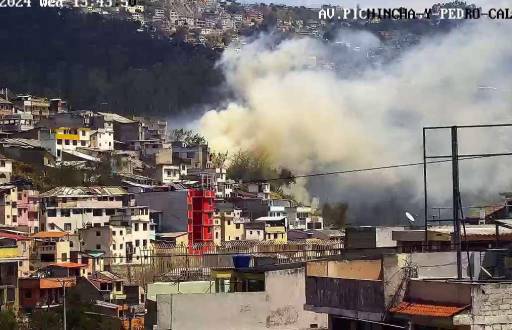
<box><xmin>80</xmin><ymin>216</ymin><xmax>155</xmax><ymax>266</ymax></box>
<box><xmin>90</xmin><ymin>128</ymin><xmax>114</xmax><ymax>151</ymax></box>
<box><xmin>40</xmin><ymin>127</ymin><xmax>92</xmax><ymax>160</ymax></box>
<box><xmin>247</xmin><ymin>183</ymin><xmax>270</xmax><ymax>200</ymax></box>
<box><xmin>155</xmin><ymin>164</ymin><xmax>181</xmax><ymax>184</ymax></box>
<box><xmin>0</xmin><ymin>154</ymin><xmax>13</xmax><ymax>184</ymax></box>
<box><xmin>286</xmin><ymin>206</ymin><xmax>324</xmax><ymax>230</ymax></box>
<box><xmin>40</xmin><ymin>186</ymin><xmax>136</xmax><ymax>233</ymax></box>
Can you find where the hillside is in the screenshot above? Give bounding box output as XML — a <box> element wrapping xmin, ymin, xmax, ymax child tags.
<box><xmin>0</xmin><ymin>8</ymin><xmax>224</xmax><ymax>115</ymax></box>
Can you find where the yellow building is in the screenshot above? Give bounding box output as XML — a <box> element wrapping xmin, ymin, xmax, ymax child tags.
<box><xmin>213</xmin><ymin>205</ymin><xmax>247</xmax><ymax>244</ymax></box>
<box><xmin>256</xmin><ymin>216</ymin><xmax>287</xmax><ymax>243</ymax></box>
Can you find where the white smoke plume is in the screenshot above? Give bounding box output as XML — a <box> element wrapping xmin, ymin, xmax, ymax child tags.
<box><xmin>199</xmin><ymin>21</ymin><xmax>512</xmax><ymax>224</ymax></box>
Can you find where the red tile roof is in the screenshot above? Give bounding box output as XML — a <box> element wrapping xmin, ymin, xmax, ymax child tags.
<box><xmin>390</xmin><ymin>302</ymin><xmax>469</xmax><ymax>317</ymax></box>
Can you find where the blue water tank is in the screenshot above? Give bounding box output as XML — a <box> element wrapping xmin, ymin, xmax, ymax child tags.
<box><xmin>233</xmin><ymin>255</ymin><xmax>251</xmax><ymax>268</ymax></box>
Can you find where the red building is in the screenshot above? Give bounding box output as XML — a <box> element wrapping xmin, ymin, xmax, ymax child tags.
<box><xmin>187</xmin><ymin>189</ymin><xmax>214</xmax><ymax>249</ymax></box>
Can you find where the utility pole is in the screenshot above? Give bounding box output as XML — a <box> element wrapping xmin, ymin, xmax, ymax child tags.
<box><xmin>63</xmin><ymin>282</ymin><xmax>67</xmax><ymax>330</ymax></box>
<box><xmin>451</xmin><ymin>126</ymin><xmax>462</xmax><ymax>280</ymax></box>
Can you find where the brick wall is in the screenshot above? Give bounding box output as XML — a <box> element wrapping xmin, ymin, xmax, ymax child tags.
<box><xmin>455</xmin><ymin>283</ymin><xmax>512</xmax><ymax>329</ymax></box>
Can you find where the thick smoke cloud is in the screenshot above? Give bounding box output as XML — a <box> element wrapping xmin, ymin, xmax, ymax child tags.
<box><xmin>199</xmin><ymin>21</ymin><xmax>512</xmax><ymax>225</ymax></box>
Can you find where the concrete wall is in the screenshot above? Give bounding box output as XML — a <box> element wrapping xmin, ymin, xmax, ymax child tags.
<box><xmin>147</xmin><ymin>281</ymin><xmax>214</xmax><ymax>301</ymax></box>
<box><xmin>454</xmin><ymin>283</ymin><xmax>512</xmax><ymax>329</ymax></box>
<box><xmin>156</xmin><ymin>267</ymin><xmax>327</xmax><ymax>330</ymax></box>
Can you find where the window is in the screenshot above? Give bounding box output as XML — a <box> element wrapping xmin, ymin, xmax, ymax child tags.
<box><xmin>96</xmin><ymin>231</ymin><xmax>101</xmax><ymax>236</ymax></box>
<box><xmin>65</xmin><ymin>140</ymin><xmax>70</xmax><ymax>145</ymax></box>
<box><xmin>72</xmin><ymin>209</ymin><xmax>82</xmax><ymax>215</ymax></box>
<box><xmin>235</xmin><ymin>224</ymin><xmax>240</xmax><ymax>229</ymax></box>
<box><xmin>119</xmin><ymin>243</ymin><xmax>123</xmax><ymax>249</ymax></box>
<box><xmin>85</xmin><ymin>208</ymin><xmax>92</xmax><ymax>213</ymax></box>
<box><xmin>142</xmin><ymin>239</ymin><xmax>147</xmax><ymax>247</ymax></box>
<box><xmin>215</xmin><ymin>232</ymin><xmax>219</xmax><ymax>239</ymax></box>
<box><xmin>81</xmin><ymin>130</ymin><xmax>86</xmax><ymax>136</ymax></box>
<box><xmin>61</xmin><ymin>253</ymin><xmax>67</xmax><ymax>262</ymax></box>
<box><xmin>64</xmin><ymin>223</ymin><xmax>71</xmax><ymax>231</ymax></box>
<box><xmin>105</xmin><ymin>209</ymin><xmax>115</xmax><ymax>216</ymax></box>
<box><xmin>81</xmin><ymin>141</ymin><xmax>86</xmax><ymax>146</ymax></box>
<box><xmin>57</xmin><ymin>150</ymin><xmax>61</xmax><ymax>157</ymax></box>
<box><xmin>250</xmin><ymin>231</ymin><xmax>253</xmax><ymax>235</ymax></box>
<box><xmin>112</xmin><ymin>231</ymin><xmax>116</xmax><ymax>236</ymax></box>
<box><xmin>49</xmin><ymin>223</ymin><xmax>55</xmax><ymax>230</ymax></box>
<box><xmin>96</xmin><ymin>244</ymin><xmax>101</xmax><ymax>250</ymax></box>
<box><xmin>61</xmin><ymin>209</ymin><xmax>70</xmax><ymax>217</ymax></box>
<box><xmin>227</xmin><ymin>220</ymin><xmax>231</xmax><ymax>226</ymax></box>
<box><xmin>135</xmin><ymin>240</ymin><xmax>140</xmax><ymax>247</ymax></box>
<box><xmin>119</xmin><ymin>231</ymin><xmax>123</xmax><ymax>236</ymax></box>
<box><xmin>47</xmin><ymin>209</ymin><xmax>57</xmax><ymax>217</ymax></box>
<box><xmin>24</xmin><ymin>290</ymin><xmax>32</xmax><ymax>299</ymax></box>
<box><xmin>72</xmin><ymin>140</ymin><xmax>77</xmax><ymax>146</ymax></box>
<box><xmin>112</xmin><ymin>244</ymin><xmax>116</xmax><ymax>250</ymax></box>
<box><xmin>274</xmin><ymin>233</ymin><xmax>278</xmax><ymax>239</ymax></box>
<box><xmin>12</xmin><ymin>215</ymin><xmax>16</xmax><ymax>223</ymax></box>
<box><xmin>57</xmin><ymin>139</ymin><xmax>62</xmax><ymax>145</ymax></box>
<box><xmin>143</xmin><ymin>223</ymin><xmax>147</xmax><ymax>231</ymax></box>
<box><xmin>134</xmin><ymin>223</ymin><xmax>139</xmax><ymax>231</ymax></box>
<box><xmin>93</xmin><ymin>209</ymin><xmax>103</xmax><ymax>216</ymax></box>
<box><xmin>236</xmin><ymin>237</ymin><xmax>240</xmax><ymax>240</ymax></box>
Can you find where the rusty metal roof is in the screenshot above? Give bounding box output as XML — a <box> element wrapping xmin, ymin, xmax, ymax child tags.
<box><xmin>41</xmin><ymin>186</ymin><xmax>127</xmax><ymax>198</ymax></box>
<box><xmin>390</xmin><ymin>302</ymin><xmax>469</xmax><ymax>317</ymax></box>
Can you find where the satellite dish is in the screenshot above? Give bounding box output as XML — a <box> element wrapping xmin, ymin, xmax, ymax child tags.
<box><xmin>405</xmin><ymin>212</ymin><xmax>415</xmax><ymax>223</ymax></box>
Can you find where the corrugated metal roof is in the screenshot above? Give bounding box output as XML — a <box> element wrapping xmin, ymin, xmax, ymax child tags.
<box><xmin>390</xmin><ymin>302</ymin><xmax>469</xmax><ymax>317</ymax></box>
<box><xmin>0</xmin><ymin>138</ymin><xmax>43</xmax><ymax>149</ymax></box>
<box><xmin>97</xmin><ymin>112</ymin><xmax>135</xmax><ymax>124</ymax></box>
<box><xmin>40</xmin><ymin>186</ymin><xmax>127</xmax><ymax>198</ymax></box>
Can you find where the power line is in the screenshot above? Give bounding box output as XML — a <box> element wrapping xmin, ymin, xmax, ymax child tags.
<box><xmin>243</xmin><ymin>152</ymin><xmax>512</xmax><ymax>183</ymax></box>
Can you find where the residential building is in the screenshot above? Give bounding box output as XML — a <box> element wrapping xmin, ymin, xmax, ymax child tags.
<box><xmin>0</xmin><ymin>233</ymin><xmax>29</xmax><ymax>310</ymax></box>
<box><xmin>171</xmin><ymin>141</ymin><xmax>211</xmax><ymax>169</ymax></box>
<box><xmin>40</xmin><ymin>186</ymin><xmax>132</xmax><ymax>233</ymax></box>
<box><xmin>254</xmin><ymin>216</ymin><xmax>287</xmax><ymax>242</ymax></box>
<box><xmin>155</xmin><ymin>264</ymin><xmax>327</xmax><ymax>330</ymax></box>
<box><xmin>0</xmin><ymin>138</ymin><xmax>56</xmax><ymax>169</ymax></box>
<box><xmin>18</xmin><ymin>277</ymin><xmax>75</xmax><ymax>312</ymax></box>
<box><xmin>154</xmin><ymin>164</ymin><xmax>181</xmax><ymax>184</ymax></box>
<box><xmin>90</xmin><ymin>128</ymin><xmax>114</xmax><ymax>151</ymax></box>
<box><xmin>79</xmin><ymin>206</ymin><xmax>155</xmax><ymax>266</ymax></box>
<box><xmin>0</xmin><ymin>155</ymin><xmax>12</xmax><ymax>184</ymax></box>
<box><xmin>286</xmin><ymin>205</ymin><xmax>323</xmax><ymax>230</ymax></box>
<box><xmin>188</xmin><ymin>189</ymin><xmax>214</xmax><ymax>246</ymax></box>
<box><xmin>244</xmin><ymin>222</ymin><xmax>265</xmax><ymax>241</ymax></box>
<box><xmin>247</xmin><ymin>182</ymin><xmax>270</xmax><ymax>200</ymax></box>
<box><xmin>30</xmin><ymin>231</ymin><xmax>81</xmax><ymax>269</ymax></box>
<box><xmin>0</xmin><ymin>97</ymin><xmax>14</xmax><ymax>117</ymax></box>
<box><xmin>49</xmin><ymin>98</ymin><xmax>68</xmax><ymax>114</ymax></box>
<box><xmin>0</xmin><ymin>112</ymin><xmax>34</xmax><ymax>132</ymax></box>
<box><xmin>13</xmin><ymin>95</ymin><xmax>50</xmax><ymax>122</ymax></box>
<box><xmin>0</xmin><ymin>185</ymin><xmax>17</xmax><ymax>226</ymax></box>
<box><xmin>16</xmin><ymin>189</ymin><xmax>40</xmax><ymax>233</ymax></box>
<box><xmin>213</xmin><ymin>202</ymin><xmax>248</xmax><ymax>244</ymax></box>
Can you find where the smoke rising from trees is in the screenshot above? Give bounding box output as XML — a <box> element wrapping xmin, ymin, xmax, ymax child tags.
<box><xmin>199</xmin><ymin>21</ymin><xmax>512</xmax><ymax>224</ymax></box>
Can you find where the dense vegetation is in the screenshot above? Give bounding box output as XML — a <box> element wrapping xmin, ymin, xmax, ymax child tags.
<box><xmin>0</xmin><ymin>8</ymin><xmax>224</xmax><ymax>115</ymax></box>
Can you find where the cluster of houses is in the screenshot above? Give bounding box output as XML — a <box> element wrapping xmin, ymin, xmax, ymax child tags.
<box><xmin>0</xmin><ymin>89</ymin><xmax>334</xmax><ymax>328</ymax></box>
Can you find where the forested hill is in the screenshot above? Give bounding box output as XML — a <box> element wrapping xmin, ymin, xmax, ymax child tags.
<box><xmin>0</xmin><ymin>8</ymin><xmax>224</xmax><ymax>115</ymax></box>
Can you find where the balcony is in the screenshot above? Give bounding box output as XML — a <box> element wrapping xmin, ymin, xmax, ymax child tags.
<box><xmin>304</xmin><ymin>259</ymin><xmax>386</xmax><ymax>320</ymax></box>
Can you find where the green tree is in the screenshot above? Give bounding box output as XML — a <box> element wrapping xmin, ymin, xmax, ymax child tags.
<box><xmin>0</xmin><ymin>310</ymin><xmax>18</xmax><ymax>330</ymax></box>
<box><xmin>227</xmin><ymin>150</ymin><xmax>294</xmax><ymax>191</ymax></box>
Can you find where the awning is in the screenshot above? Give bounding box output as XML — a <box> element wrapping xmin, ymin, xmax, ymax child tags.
<box><xmin>390</xmin><ymin>302</ymin><xmax>469</xmax><ymax>317</ymax></box>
